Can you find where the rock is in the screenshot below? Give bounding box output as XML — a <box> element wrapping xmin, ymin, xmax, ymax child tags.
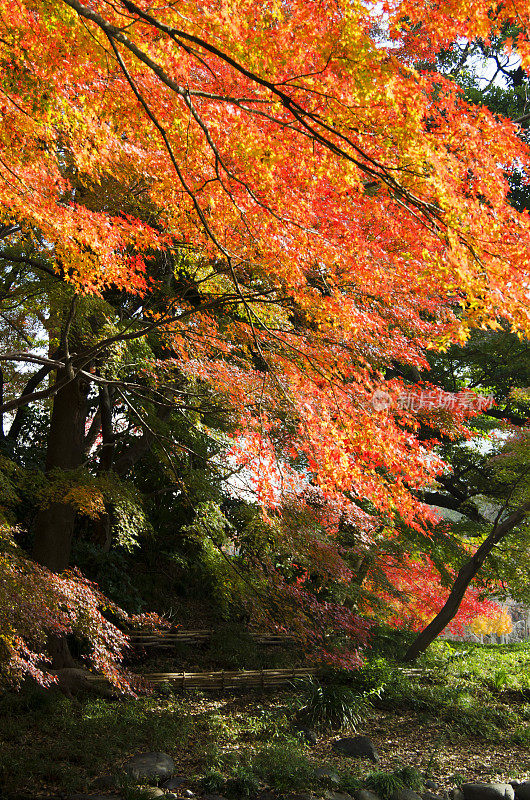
<box><xmin>511</xmin><ymin>784</ymin><xmax>530</xmax><ymax>800</ymax></box>
<box><xmin>122</xmin><ymin>751</ymin><xmax>175</xmax><ymax>783</ymax></box>
<box><xmin>168</xmin><ymin>796</ymin><xmax>193</xmax><ymax>800</ymax></box>
<box><xmin>325</xmin><ymin>792</ymin><xmax>353</xmax><ymax>800</ymax></box>
<box><xmin>352</xmin><ymin>790</ymin><xmax>381</xmax><ymax>800</ymax></box>
<box><xmin>68</xmin><ymin>795</ymin><xmax>116</xmax><ymax>800</ymax></box>
<box><xmin>161</xmin><ymin>778</ymin><xmax>194</xmax><ymax>793</ymax></box>
<box><xmin>391</xmin><ymin>790</ymin><xmax>422</xmax><ymax>800</ymax></box>
<box><xmin>298</xmin><ymin>727</ymin><xmax>318</xmax><ymax>746</ymax></box>
<box><xmin>142</xmin><ymin>790</ymin><xmax>165</xmax><ymax>799</ymax></box>
<box><xmin>315</xmin><ymin>768</ymin><xmax>342</xmax><ymax>786</ymax></box>
<box><xmin>423</xmin><ymin>793</ymin><xmax>446</xmax><ymax>800</ymax></box>
<box><xmin>452</xmin><ymin>791</ymin><xmax>464</xmax><ymax>800</ymax></box>
<box><xmin>425</xmin><ymin>785</ymin><xmax>439</xmax><ymax>793</ymax></box>
<box><xmin>331</xmin><ymin>736</ymin><xmax>380</xmax><ymax>762</ymax></box>
<box><xmin>462</xmin><ymin>785</ymin><xmax>515</xmax><ymax>800</ymax></box>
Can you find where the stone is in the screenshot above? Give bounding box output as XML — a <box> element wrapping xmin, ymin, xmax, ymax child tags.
<box><xmin>331</xmin><ymin>736</ymin><xmax>380</xmax><ymax>762</ymax></box>
<box><xmin>425</xmin><ymin>785</ymin><xmax>439</xmax><ymax>793</ymax></box>
<box><xmin>315</xmin><ymin>767</ymin><xmax>342</xmax><ymax>786</ymax></box>
<box><xmin>325</xmin><ymin>792</ymin><xmax>353</xmax><ymax>800</ymax></box>
<box><xmin>511</xmin><ymin>784</ymin><xmax>530</xmax><ymax>800</ymax></box>
<box><xmin>161</xmin><ymin>780</ymin><xmax>195</xmax><ymax>795</ymax></box>
<box><xmin>462</xmin><ymin>785</ymin><xmax>515</xmax><ymax>800</ymax></box>
<box><xmin>142</xmin><ymin>790</ymin><xmax>165</xmax><ymax>799</ymax></box>
<box><xmin>452</xmin><ymin>791</ymin><xmax>464</xmax><ymax>800</ymax></box>
<box><xmin>352</xmin><ymin>790</ymin><xmax>381</xmax><ymax>800</ymax></box>
<box><xmin>298</xmin><ymin>727</ymin><xmax>318</xmax><ymax>746</ymax></box>
<box><xmin>391</xmin><ymin>790</ymin><xmax>422</xmax><ymax>800</ymax></box>
<box><xmin>122</xmin><ymin>751</ymin><xmax>175</xmax><ymax>783</ymax></box>
<box><xmin>68</xmin><ymin>795</ymin><xmax>116</xmax><ymax>800</ymax></box>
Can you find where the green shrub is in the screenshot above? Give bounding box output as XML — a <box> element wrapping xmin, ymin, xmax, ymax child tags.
<box><xmin>253</xmin><ymin>743</ymin><xmax>314</xmax><ymax>791</ymax></box>
<box><xmin>510</xmin><ymin>725</ymin><xmax>530</xmax><ymax>746</ymax></box>
<box><xmin>244</xmin><ymin>706</ymin><xmax>291</xmax><ymax>741</ymax></box>
<box><xmin>342</xmin><ymin>658</ymin><xmax>409</xmax><ymax>704</ymax></box>
<box><xmin>365</xmin><ymin>771</ymin><xmax>408</xmax><ymax>800</ymax></box>
<box><xmin>337</xmin><ymin>771</ymin><xmax>364</xmax><ymax>794</ymax></box>
<box><xmin>225</xmin><ymin>763</ymin><xmax>260</xmax><ymax>798</ymax></box>
<box><xmin>364</xmin><ymin>767</ymin><xmax>423</xmax><ymax>800</ymax></box>
<box><xmin>201</xmin><ymin>769</ymin><xmax>227</xmax><ymax>794</ymax></box>
<box><xmin>294</xmin><ymin>676</ymin><xmax>370</xmax><ymax>731</ymax></box>
<box><xmin>398</xmin><ymin>766</ymin><xmax>424</xmax><ymax>792</ymax></box>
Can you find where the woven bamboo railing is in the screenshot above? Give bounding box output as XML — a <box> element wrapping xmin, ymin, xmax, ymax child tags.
<box><xmin>126</xmin><ymin>629</ymin><xmax>297</xmax><ymax>648</ymax></box>
<box><xmin>109</xmin><ymin>629</ymin><xmax>424</xmax><ymax>692</ymax></box>
<box><xmin>87</xmin><ymin>667</ymin><xmax>318</xmax><ymax>690</ymax></box>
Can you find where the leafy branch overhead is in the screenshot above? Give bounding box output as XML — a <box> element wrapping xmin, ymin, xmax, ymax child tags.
<box><xmin>0</xmin><ymin>0</ymin><xmax>529</xmax><ymax>683</ymax></box>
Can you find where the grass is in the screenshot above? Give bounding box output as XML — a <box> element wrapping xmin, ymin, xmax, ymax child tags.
<box><xmin>418</xmin><ymin>640</ymin><xmax>530</xmax><ymax>694</ymax></box>
<box><xmin>4</xmin><ymin>640</ymin><xmax>530</xmax><ymax>798</ymax></box>
<box><xmin>337</xmin><ymin>641</ymin><xmax>530</xmax><ymax>744</ymax></box>
<box><xmin>0</xmin><ymin>687</ymin><xmax>192</xmax><ymax>797</ymax></box>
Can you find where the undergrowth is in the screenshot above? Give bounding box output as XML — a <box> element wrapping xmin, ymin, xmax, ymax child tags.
<box><xmin>4</xmin><ymin>640</ymin><xmax>530</xmax><ymax>798</ymax></box>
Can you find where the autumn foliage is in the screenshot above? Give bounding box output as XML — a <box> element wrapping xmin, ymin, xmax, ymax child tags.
<box><xmin>0</xmin><ymin>0</ymin><xmax>529</xmax><ymax>682</ymax></box>
<box><xmin>0</xmin><ymin>528</ymin><xmax>164</xmax><ymax>690</ymax></box>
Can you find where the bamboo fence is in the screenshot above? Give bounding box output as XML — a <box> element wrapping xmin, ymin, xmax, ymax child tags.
<box><xmin>87</xmin><ymin>667</ymin><xmax>318</xmax><ymax>690</ymax></box>
<box><xmin>126</xmin><ymin>629</ymin><xmax>297</xmax><ymax>648</ymax></box>
<box><xmin>101</xmin><ymin>628</ymin><xmax>427</xmax><ymax>692</ymax></box>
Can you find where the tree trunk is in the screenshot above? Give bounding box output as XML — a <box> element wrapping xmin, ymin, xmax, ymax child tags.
<box><xmin>92</xmin><ymin>385</ymin><xmax>115</xmax><ymax>552</ymax></box>
<box><xmin>32</xmin><ymin>373</ymin><xmax>88</xmax><ymax>668</ymax></box>
<box><xmin>404</xmin><ymin>503</ymin><xmax>530</xmax><ymax>662</ymax></box>
<box><xmin>33</xmin><ymin>373</ymin><xmax>88</xmax><ymax>572</ymax></box>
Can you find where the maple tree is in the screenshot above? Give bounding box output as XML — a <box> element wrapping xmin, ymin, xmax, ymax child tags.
<box><xmin>1</xmin><ymin>0</ymin><xmax>530</xmax><ymax>681</ymax></box>
<box><xmin>398</xmin><ymin>44</ymin><xmax>530</xmax><ymax>659</ymax></box>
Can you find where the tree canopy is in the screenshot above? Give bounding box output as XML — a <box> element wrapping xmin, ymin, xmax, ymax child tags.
<box><xmin>0</xmin><ymin>0</ymin><xmax>530</xmax><ymax>685</ymax></box>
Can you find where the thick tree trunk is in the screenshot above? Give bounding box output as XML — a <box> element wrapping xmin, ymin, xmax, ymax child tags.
<box><xmin>32</xmin><ymin>373</ymin><xmax>88</xmax><ymax>668</ymax></box>
<box><xmin>33</xmin><ymin>374</ymin><xmax>88</xmax><ymax>572</ymax></box>
<box><xmin>404</xmin><ymin>503</ymin><xmax>530</xmax><ymax>662</ymax></box>
<box><xmin>32</xmin><ymin>501</ymin><xmax>78</xmax><ymax>574</ymax></box>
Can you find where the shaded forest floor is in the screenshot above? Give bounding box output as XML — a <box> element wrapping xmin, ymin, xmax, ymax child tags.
<box><xmin>3</xmin><ymin>640</ymin><xmax>530</xmax><ymax>799</ymax></box>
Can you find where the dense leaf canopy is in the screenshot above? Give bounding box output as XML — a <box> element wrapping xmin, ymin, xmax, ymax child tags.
<box><xmin>0</xmin><ymin>0</ymin><xmax>529</xmax><ymax>683</ymax></box>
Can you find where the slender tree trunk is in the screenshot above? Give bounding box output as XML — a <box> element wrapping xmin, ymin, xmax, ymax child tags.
<box><xmin>404</xmin><ymin>503</ymin><xmax>530</xmax><ymax>662</ymax></box>
<box><xmin>32</xmin><ymin>372</ymin><xmax>88</xmax><ymax>668</ymax></box>
<box><xmin>7</xmin><ymin>361</ymin><xmax>54</xmax><ymax>442</ymax></box>
<box><xmin>92</xmin><ymin>385</ymin><xmax>115</xmax><ymax>552</ymax></box>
